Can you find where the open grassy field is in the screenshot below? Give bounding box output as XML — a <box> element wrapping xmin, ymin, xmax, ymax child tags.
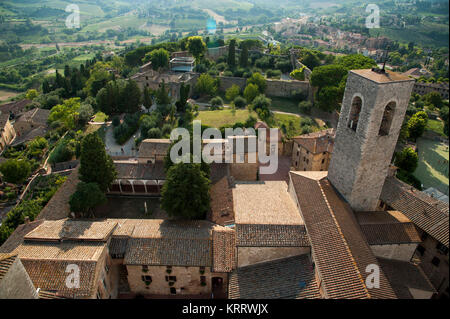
<box><xmin>195</xmin><ymin>109</ymin><xmax>256</xmax><ymax>128</ymax></box>
<box><xmin>269</xmin><ymin>97</ymin><xmax>301</xmax><ymax>114</ymax></box>
<box><xmin>0</xmin><ymin>90</ymin><xmax>22</xmax><ymax>103</ymax></box>
<box><xmin>272</xmin><ymin>113</ymin><xmax>326</xmax><ymax>137</ymax></box>
<box><xmin>413</xmin><ymin>138</ymin><xmax>449</xmax><ymax>195</ymax></box>
<box><xmin>426</xmin><ymin>119</ymin><xmax>447</xmax><ymax>138</ymax></box>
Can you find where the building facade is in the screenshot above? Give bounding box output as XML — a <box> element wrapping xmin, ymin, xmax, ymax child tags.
<box><xmin>328</xmin><ymin>69</ymin><xmax>415</xmax><ymax>211</ymax></box>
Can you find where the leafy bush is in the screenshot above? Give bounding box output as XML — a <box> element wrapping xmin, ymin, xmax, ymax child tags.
<box><xmin>266</xmin><ymin>69</ymin><xmax>282</xmax><ymax>79</ymax></box>
<box><xmin>148</xmin><ymin>128</ymin><xmax>162</xmax><ymax>138</ymax></box>
<box><xmin>210</xmin><ymin>96</ymin><xmax>224</xmax><ymax>108</ymax></box>
<box><xmin>234</xmin><ymin>96</ymin><xmax>247</xmax><ymax>109</ymax></box>
<box><xmin>299</xmin><ymin>101</ymin><xmax>313</xmax><ymax>115</ymax></box>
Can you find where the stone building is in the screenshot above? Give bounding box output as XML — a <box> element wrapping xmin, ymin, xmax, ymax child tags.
<box><xmin>130</xmin><ymin>70</ymin><xmax>197</xmax><ymax>101</ymax></box>
<box><xmin>13</xmin><ymin>108</ymin><xmax>50</xmax><ymax>137</ymax></box>
<box><xmin>291</xmin><ymin>128</ymin><xmax>335</xmax><ymax>171</ymax></box>
<box><xmin>411</xmin><ymin>81</ymin><xmax>449</xmax><ymax>100</ymax></box>
<box><xmin>0</xmin><ymin>253</ymin><xmax>38</xmax><ymax>299</ymax></box>
<box><xmin>0</xmin><ymin>112</ymin><xmax>16</xmax><ymax>153</ymax></box>
<box><xmin>112</xmin><ymin>219</ymin><xmax>235</xmax><ymax>298</ymax></box>
<box><xmin>137</xmin><ymin>139</ymin><xmax>171</xmax><ymax>164</ymax></box>
<box><xmin>380</xmin><ymin>176</ymin><xmax>449</xmax><ymax>298</ymax></box>
<box><xmin>328</xmin><ymin>69</ymin><xmax>415</xmax><ymax>212</ymax></box>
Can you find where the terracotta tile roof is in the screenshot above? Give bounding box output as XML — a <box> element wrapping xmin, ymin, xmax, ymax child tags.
<box><xmin>14</xmin><ymin>242</ymin><xmax>107</xmax><ymax>298</ymax></box>
<box><xmin>378</xmin><ymin>258</ymin><xmax>436</xmax><ymax>299</ymax></box>
<box><xmin>293</xmin><ymin>128</ymin><xmax>335</xmax><ymax>154</ymax></box>
<box><xmin>233</xmin><ymin>181</ymin><xmax>304</xmax><ymax>225</ymax></box>
<box><xmin>290</xmin><ymin>171</ymin><xmax>397</xmax><ymax>299</ymax></box>
<box><xmin>351</xmin><ymin>69</ymin><xmax>414</xmax><ymax>83</ymax></box>
<box><xmin>209</xmin><ymin>176</ymin><xmax>234</xmax><ymax>225</ymax></box>
<box><xmin>380</xmin><ymin>177</ymin><xmax>449</xmax><ymax>248</ymax></box>
<box><xmin>121</xmin><ymin>220</ymin><xmax>235</xmax><ymax>271</ymax></box>
<box><xmin>212</xmin><ymin>228</ymin><xmax>235</xmax><ymax>272</ymax></box>
<box><xmin>24</xmin><ymin>219</ymin><xmax>118</xmax><ymax>242</ymax></box>
<box><xmin>0</xmin><ymin>99</ymin><xmax>32</xmax><ymax>115</ymax></box>
<box><xmin>38</xmin><ymin>290</ymin><xmax>67</xmax><ymax>299</ymax></box>
<box><xmin>0</xmin><ymin>220</ymin><xmax>44</xmax><ymax>254</ymax></box>
<box><xmin>355</xmin><ymin>211</ymin><xmax>422</xmax><ymax>245</ymax></box>
<box><xmin>228</xmin><ymin>255</ymin><xmax>321</xmax><ymax>299</ymax></box>
<box><xmin>11</xmin><ymin>127</ymin><xmax>48</xmax><ymax>147</ymax></box>
<box><xmin>0</xmin><ymin>113</ymin><xmax>10</xmax><ymax>128</ymax></box>
<box><xmin>20</xmin><ymin>259</ymin><xmax>99</xmax><ymax>298</ymax></box>
<box><xmin>236</xmin><ymin>224</ymin><xmax>310</xmax><ymax>247</ymax></box>
<box><xmin>114</xmin><ymin>161</ymin><xmax>166</xmax><ymax>180</ymax></box>
<box><xmin>138</xmin><ymin>139</ymin><xmax>171</xmax><ymax>158</ymax></box>
<box><xmin>37</xmin><ymin>167</ymin><xmax>80</xmax><ymax>221</ymax></box>
<box><xmin>0</xmin><ymin>253</ymin><xmax>17</xmax><ymax>282</ymax></box>
<box><xmin>17</xmin><ymin>108</ymin><xmax>50</xmax><ymax>126</ymax></box>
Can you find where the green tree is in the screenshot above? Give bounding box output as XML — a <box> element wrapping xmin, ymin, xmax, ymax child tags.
<box><xmin>69</xmin><ymin>182</ymin><xmax>107</xmax><ymax>218</ymax></box>
<box><xmin>424</xmin><ymin>92</ymin><xmax>443</xmax><ymax>109</ymax></box>
<box><xmin>440</xmin><ymin>106</ymin><xmax>449</xmax><ymax>136</ymax></box>
<box><xmin>395</xmin><ymin>147</ymin><xmax>419</xmax><ymax>173</ymax></box>
<box><xmin>290</xmin><ymin>67</ymin><xmax>306</xmax><ymax>81</ymax></box>
<box><xmin>161</xmin><ymin>163</ymin><xmax>211</xmax><ymax>220</ymax></box>
<box><xmin>407</xmin><ymin>111</ymin><xmax>428</xmax><ymax>141</ymax></box>
<box><xmin>239</xmin><ymin>43</ymin><xmax>249</xmax><ymax>68</ymax></box>
<box><xmin>227</xmin><ymin>39</ymin><xmax>236</xmax><ymax>68</ymax></box>
<box><xmin>187</xmin><ymin>36</ymin><xmax>207</xmax><ymax>61</ymax></box>
<box><xmin>0</xmin><ymin>159</ymin><xmax>31</xmax><ymax>184</ymax></box>
<box><xmin>25</xmin><ymin>89</ymin><xmax>39</xmax><ymax>100</ymax></box>
<box><xmin>155</xmin><ymin>80</ymin><xmax>171</xmax><ymax>106</ymax></box>
<box><xmin>176</xmin><ymin>83</ymin><xmax>190</xmax><ymax>113</ymax></box>
<box><xmin>244</xmin><ymin>83</ymin><xmax>259</xmax><ymax>103</ymax></box>
<box><xmin>79</xmin><ymin>133</ymin><xmax>117</xmax><ymax>192</ymax></box>
<box><xmin>124</xmin><ymin>80</ymin><xmax>142</xmax><ymax>113</ymax></box>
<box><xmin>195</xmin><ymin>74</ymin><xmax>217</xmax><ymax>97</ymax></box>
<box><xmin>225</xmin><ymin>84</ymin><xmax>240</xmax><ymax>101</ymax></box>
<box><xmin>234</xmin><ymin>96</ymin><xmax>247</xmax><ymax>108</ymax></box>
<box><xmin>143</xmin><ymin>87</ymin><xmax>153</xmax><ymax>109</ymax></box>
<box><xmin>48</xmin><ymin>98</ymin><xmax>81</xmax><ymax>130</ymax></box>
<box><xmin>247</xmin><ymin>72</ymin><xmax>266</xmax><ymax>93</ymax></box>
<box><xmin>145</xmin><ymin>48</ymin><xmax>170</xmax><ymax>71</ymax></box>
<box><xmin>78</xmin><ymin>103</ymin><xmax>94</xmax><ymax>126</ymax></box>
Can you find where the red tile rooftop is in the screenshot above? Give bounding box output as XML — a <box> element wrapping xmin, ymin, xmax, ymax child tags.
<box><xmin>351</xmin><ymin>69</ymin><xmax>415</xmax><ymax>83</ymax></box>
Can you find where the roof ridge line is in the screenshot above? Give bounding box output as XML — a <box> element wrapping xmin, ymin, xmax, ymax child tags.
<box><xmin>317</xmin><ymin>180</ymin><xmax>371</xmax><ymax>299</ymax></box>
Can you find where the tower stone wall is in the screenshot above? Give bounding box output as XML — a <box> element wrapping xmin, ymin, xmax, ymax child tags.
<box><xmin>328</xmin><ymin>69</ymin><xmax>415</xmax><ymax>211</ymax></box>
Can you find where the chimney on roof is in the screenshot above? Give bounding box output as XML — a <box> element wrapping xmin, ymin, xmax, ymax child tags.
<box><xmin>24</xmin><ymin>216</ymin><xmax>30</xmax><ymax>224</ymax></box>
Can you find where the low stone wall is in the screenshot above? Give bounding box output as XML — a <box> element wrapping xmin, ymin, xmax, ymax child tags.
<box><xmin>217</xmin><ymin>76</ymin><xmax>310</xmax><ymax>99</ymax></box>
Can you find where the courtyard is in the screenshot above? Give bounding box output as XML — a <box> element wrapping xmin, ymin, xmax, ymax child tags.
<box><xmin>94</xmin><ymin>196</ymin><xmax>168</xmax><ymax>219</ymax></box>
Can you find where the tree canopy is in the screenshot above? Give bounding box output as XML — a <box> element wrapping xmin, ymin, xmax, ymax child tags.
<box><xmin>160</xmin><ymin>163</ymin><xmax>211</xmax><ymax>220</ymax></box>
<box><xmin>69</xmin><ymin>182</ymin><xmax>107</xmax><ymax>217</ymax></box>
<box><xmin>79</xmin><ymin>133</ymin><xmax>117</xmax><ymax>192</ymax></box>
<box><xmin>0</xmin><ymin>159</ymin><xmax>31</xmax><ymax>184</ymax></box>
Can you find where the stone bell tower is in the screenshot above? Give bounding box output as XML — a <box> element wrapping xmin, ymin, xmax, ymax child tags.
<box><xmin>328</xmin><ymin>68</ymin><xmax>415</xmax><ymax>212</ymax></box>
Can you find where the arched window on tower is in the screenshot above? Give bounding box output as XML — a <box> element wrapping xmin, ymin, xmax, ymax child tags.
<box><xmin>348</xmin><ymin>96</ymin><xmax>362</xmax><ymax>131</ymax></box>
<box><xmin>379</xmin><ymin>102</ymin><xmax>396</xmax><ymax>136</ymax></box>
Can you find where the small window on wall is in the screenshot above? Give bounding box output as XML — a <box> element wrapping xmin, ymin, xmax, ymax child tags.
<box><xmin>166</xmin><ymin>276</ymin><xmax>177</xmax><ymax>282</ymax></box>
<box><xmin>142</xmin><ymin>265</ymin><xmax>148</xmax><ymax>272</ymax></box>
<box><xmin>141</xmin><ymin>275</ymin><xmax>152</xmax><ymax>283</ymax></box>
<box><xmin>379</xmin><ymin>102</ymin><xmax>396</xmax><ymax>136</ymax></box>
<box><xmin>348</xmin><ymin>96</ymin><xmax>362</xmax><ymax>131</ymax></box>
<box><xmin>200</xmin><ymin>276</ymin><xmax>207</xmax><ymax>286</ymax></box>
<box><xmin>170</xmin><ymin>287</ymin><xmax>176</xmax><ymax>294</ymax></box>
<box><xmin>417</xmin><ymin>245</ymin><xmax>426</xmax><ymax>256</ymax></box>
<box><xmin>431</xmin><ymin>257</ymin><xmax>441</xmax><ymax>267</ymax></box>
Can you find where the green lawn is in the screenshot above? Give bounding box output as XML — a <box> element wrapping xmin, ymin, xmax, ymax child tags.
<box><xmin>413</xmin><ymin>138</ymin><xmax>449</xmax><ymax>195</ymax></box>
<box><xmin>93</xmin><ymin>112</ymin><xmax>109</xmax><ymax>123</ymax></box>
<box><xmin>195</xmin><ymin>109</ymin><xmax>256</xmax><ymax>128</ymax></box>
<box><xmin>269</xmin><ymin>97</ymin><xmax>301</xmax><ymax>114</ymax></box>
<box><xmin>426</xmin><ymin>119</ymin><xmax>447</xmax><ymax>138</ymax></box>
<box><xmin>273</xmin><ymin>113</ymin><xmax>326</xmax><ymax>137</ymax></box>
